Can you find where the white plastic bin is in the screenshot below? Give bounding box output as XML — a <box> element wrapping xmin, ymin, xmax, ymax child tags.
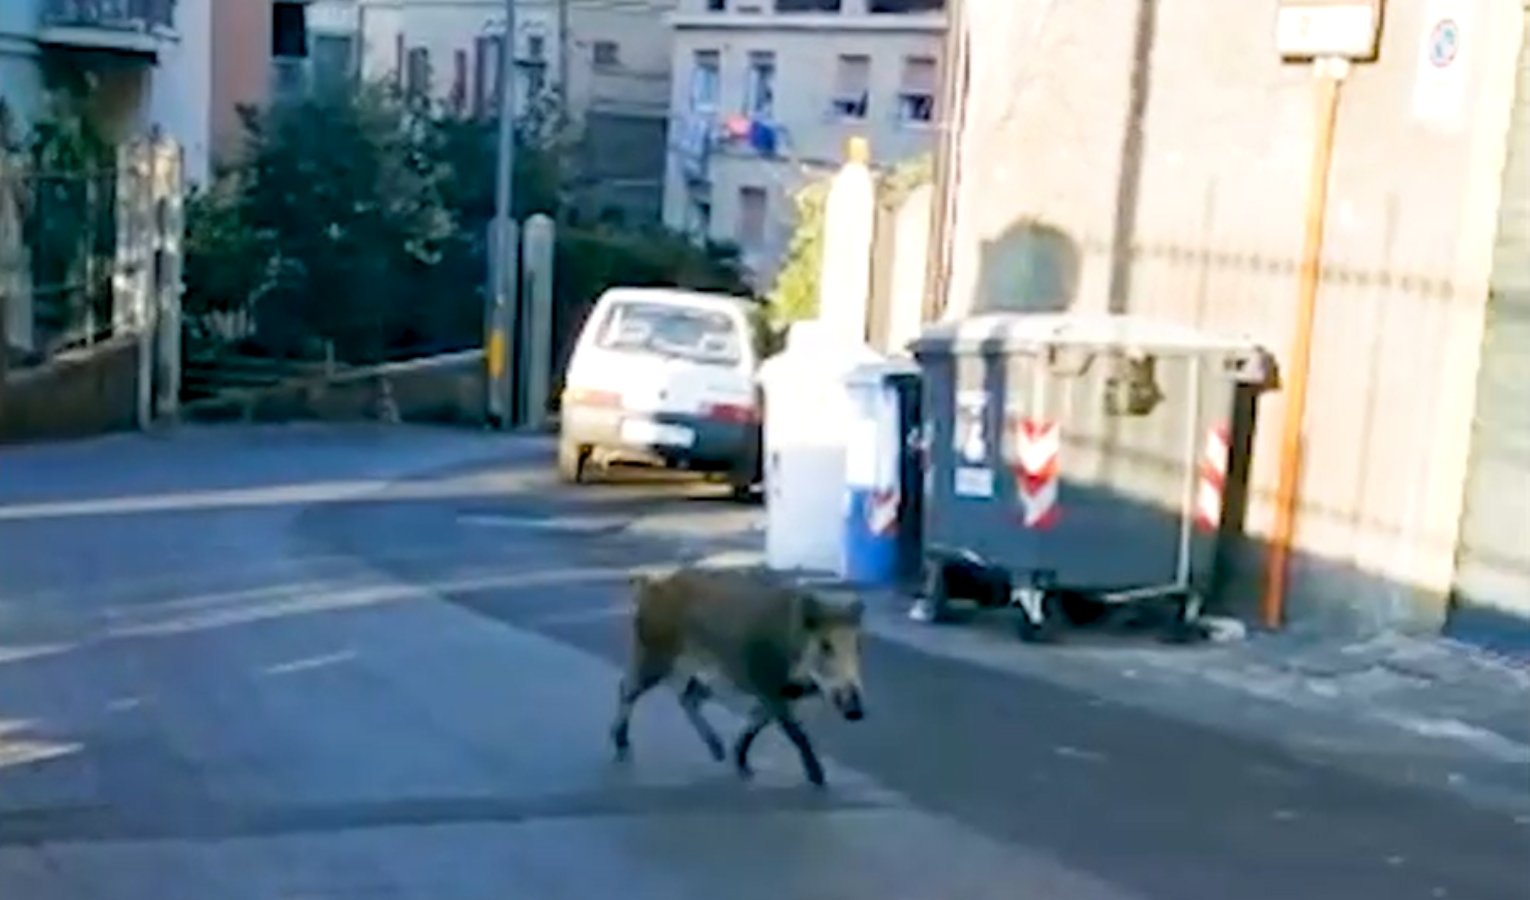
<box><xmin>758</xmin><ymin>321</ymin><xmax>881</xmax><ymax>575</ymax></box>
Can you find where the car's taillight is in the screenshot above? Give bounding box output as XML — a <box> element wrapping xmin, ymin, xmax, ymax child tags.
<box><xmin>704</xmin><ymin>402</ymin><xmax>759</xmax><ymax>424</ymax></box>
<box><xmin>564</xmin><ymin>386</ymin><xmax>621</xmax><ymax>408</ymax></box>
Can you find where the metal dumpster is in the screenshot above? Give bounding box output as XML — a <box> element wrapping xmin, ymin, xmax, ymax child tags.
<box><xmin>909</xmin><ymin>313</ymin><xmax>1273</xmax><ymax>641</ymax></box>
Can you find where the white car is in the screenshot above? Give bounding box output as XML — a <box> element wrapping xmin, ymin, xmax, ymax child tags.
<box><xmin>558</xmin><ymin>287</ymin><xmax>766</xmax><ymax>498</ymax></box>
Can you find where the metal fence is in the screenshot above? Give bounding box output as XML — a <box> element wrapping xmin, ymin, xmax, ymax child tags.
<box><xmin>2</xmin><ymin>135</ymin><xmax>183</xmax><ymax>433</ymax></box>
<box><xmin>0</xmin><ymin>154</ymin><xmax>124</xmax><ymax>368</ymax></box>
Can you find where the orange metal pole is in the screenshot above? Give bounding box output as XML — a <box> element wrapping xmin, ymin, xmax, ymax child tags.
<box><xmin>1262</xmin><ymin>59</ymin><xmax>1347</xmax><ymax>630</ymax></box>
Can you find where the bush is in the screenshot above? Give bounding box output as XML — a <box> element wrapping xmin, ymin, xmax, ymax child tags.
<box><xmin>184</xmin><ymin>82</ymin><xmax>750</xmax><ymax>372</ymax></box>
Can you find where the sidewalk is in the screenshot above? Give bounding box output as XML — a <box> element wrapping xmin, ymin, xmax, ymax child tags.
<box><xmin>629</xmin><ymin>506</ymin><xmax>1530</xmax><ymax>816</ymax></box>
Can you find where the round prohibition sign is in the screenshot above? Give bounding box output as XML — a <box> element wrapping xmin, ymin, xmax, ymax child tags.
<box><xmin>1428</xmin><ymin>18</ymin><xmax>1460</xmax><ymax>68</ymax></box>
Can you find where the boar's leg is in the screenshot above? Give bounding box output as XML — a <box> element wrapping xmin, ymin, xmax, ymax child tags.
<box><xmin>733</xmin><ymin>701</ymin><xmax>827</xmax><ymax>788</ymax></box>
<box><xmin>678</xmin><ymin>677</ymin><xmax>726</xmax><ymax>761</ymax></box>
<box><xmin>775</xmin><ymin>713</ymin><xmax>827</xmax><ymax>787</ymax></box>
<box><xmin>732</xmin><ymin>704</ymin><xmax>772</xmax><ymax>779</ymax></box>
<box><xmin>610</xmin><ymin>663</ymin><xmax>667</xmax><ymax>761</ymax></box>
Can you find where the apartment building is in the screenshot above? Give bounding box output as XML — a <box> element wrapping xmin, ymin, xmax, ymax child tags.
<box><xmin>208</xmin><ymin>0</ymin><xmax>333</xmax><ymax>164</ymax></box>
<box><xmin>300</xmin><ymin>0</ymin><xmax>675</xmax><ymax>223</ymax></box>
<box><xmin>563</xmin><ymin>0</ymin><xmax>677</xmax><ymax>224</ymax></box>
<box><xmin>0</xmin><ymin>0</ymin><xmax>213</xmax><ymax>181</ymax></box>
<box><xmin>663</xmin><ymin>0</ymin><xmax>943</xmax><ymax>284</ymax></box>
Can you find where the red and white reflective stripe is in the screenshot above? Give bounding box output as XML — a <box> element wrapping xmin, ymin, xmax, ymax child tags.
<box><xmin>1013</xmin><ymin>419</ymin><xmax>1060</xmax><ymax>529</ymax></box>
<box><xmin>1196</xmin><ymin>423</ymin><xmax>1230</xmax><ymax>531</ymax></box>
<box><xmin>867</xmin><ymin>487</ymin><xmax>899</xmax><ymax>536</ymax></box>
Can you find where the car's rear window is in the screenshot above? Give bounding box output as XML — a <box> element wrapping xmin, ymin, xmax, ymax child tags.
<box><xmin>596</xmin><ymin>300</ymin><xmax>743</xmax><ymax>367</ymax></box>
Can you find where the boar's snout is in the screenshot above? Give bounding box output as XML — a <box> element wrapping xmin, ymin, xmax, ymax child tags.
<box><xmin>832</xmin><ymin>685</ymin><xmax>865</xmax><ymax>721</ymax></box>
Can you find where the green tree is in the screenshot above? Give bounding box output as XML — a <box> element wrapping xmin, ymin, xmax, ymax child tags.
<box><xmin>182</xmin><ymin>78</ymin><xmax>752</xmax><ymax>374</ymax></box>
<box><xmin>238</xmin><ymin>82</ymin><xmax>460</xmax><ymax>361</ymax></box>
<box><xmin>767</xmin><ymin>154</ymin><xmax>933</xmax><ymax>327</ymax></box>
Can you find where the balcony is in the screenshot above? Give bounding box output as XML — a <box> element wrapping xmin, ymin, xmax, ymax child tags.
<box><xmin>38</xmin><ymin>0</ymin><xmax>177</xmax><ymax>58</ymax></box>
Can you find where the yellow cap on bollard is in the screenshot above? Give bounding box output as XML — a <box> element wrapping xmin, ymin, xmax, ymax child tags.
<box><xmin>846</xmin><ymin>136</ymin><xmax>870</xmax><ymax>165</ymax></box>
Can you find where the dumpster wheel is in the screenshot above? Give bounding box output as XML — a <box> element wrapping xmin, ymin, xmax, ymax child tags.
<box><xmin>911</xmin><ymin>562</ymin><xmax>959</xmax><ymax>624</ymax></box>
<box><xmin>1159</xmin><ymin>590</ymin><xmax>1210</xmax><ymax>644</ymax></box>
<box><xmin>1013</xmin><ymin>584</ymin><xmax>1063</xmax><ymax>644</ymax></box>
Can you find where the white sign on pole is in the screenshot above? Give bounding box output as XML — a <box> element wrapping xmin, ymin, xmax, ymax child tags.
<box><xmin>1275</xmin><ymin>0</ymin><xmax>1383</xmax><ymax>60</ymax></box>
<box><xmin>1410</xmin><ymin>0</ymin><xmax>1471</xmax><ymax>133</ymax></box>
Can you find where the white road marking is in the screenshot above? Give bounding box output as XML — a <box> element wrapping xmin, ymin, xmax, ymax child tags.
<box><xmin>457</xmin><ymin>514</ymin><xmax>627</xmax><ymax>534</ymax></box>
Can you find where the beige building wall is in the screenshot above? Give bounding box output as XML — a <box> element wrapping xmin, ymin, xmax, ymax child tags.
<box><xmin>210</xmin><ymin>0</ymin><xmax>275</xmax><ymax>165</ymax></box>
<box><xmin>565</xmin><ymin>0</ymin><xmax>675</xmax><ymax>120</ymax></box>
<box><xmin>944</xmin><ymin>0</ymin><xmax>1526</xmax><ymax>632</ymax></box>
<box><xmin>664</xmin><ymin>1</ymin><xmax>941</xmax><ymax>283</ymax></box>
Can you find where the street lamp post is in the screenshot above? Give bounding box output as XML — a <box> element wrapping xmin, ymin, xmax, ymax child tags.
<box><xmin>486</xmin><ymin>0</ymin><xmax>519</xmax><ymax>428</ymax></box>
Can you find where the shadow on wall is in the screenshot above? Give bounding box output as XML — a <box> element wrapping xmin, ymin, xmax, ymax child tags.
<box><xmin>973</xmin><ymin>220</ymin><xmax>1082</xmax><ymax>314</ymax></box>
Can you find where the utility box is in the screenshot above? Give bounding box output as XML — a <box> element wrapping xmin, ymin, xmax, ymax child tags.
<box><xmin>910</xmin><ymin>313</ymin><xmax>1274</xmax><ymax>640</ymax></box>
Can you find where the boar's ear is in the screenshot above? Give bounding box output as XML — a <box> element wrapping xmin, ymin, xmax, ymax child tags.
<box><xmin>799</xmin><ymin>591</ymin><xmax>828</xmax><ymax>629</ymax></box>
<box><xmin>802</xmin><ymin>593</ymin><xmax>864</xmax><ymax>628</ymax></box>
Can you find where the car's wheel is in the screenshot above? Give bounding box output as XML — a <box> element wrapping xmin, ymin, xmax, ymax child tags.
<box><xmin>557</xmin><ymin>439</ymin><xmax>588</xmax><ymax>484</ymax></box>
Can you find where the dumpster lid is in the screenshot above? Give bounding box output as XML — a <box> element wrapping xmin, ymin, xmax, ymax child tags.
<box><xmin>845</xmin><ymin>358</ymin><xmax>920</xmax><ymax>386</ymax></box>
<box><xmin>911</xmin><ymin>312</ymin><xmax>1265</xmax><ymax>358</ymax></box>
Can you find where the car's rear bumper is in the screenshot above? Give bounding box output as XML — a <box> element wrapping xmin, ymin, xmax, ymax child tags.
<box><xmin>562</xmin><ymin>404</ymin><xmax>761</xmax><ymax>477</ymax></box>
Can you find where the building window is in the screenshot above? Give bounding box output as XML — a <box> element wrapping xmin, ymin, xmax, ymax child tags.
<box><xmin>271</xmin><ymin>1</ymin><xmax>307</xmax><ymax>58</ymax></box>
<box><xmin>688</xmin><ymin>196</ymin><xmax>713</xmax><ymax>241</ymax></box>
<box><xmin>406</xmin><ymin>46</ymin><xmax>432</xmax><ymax>99</ymax></box>
<box><xmin>869</xmin><ymin>0</ymin><xmax>944</xmax><ymax>11</ymax></box>
<box><xmin>744</xmin><ymin>51</ymin><xmax>775</xmax><ymax>119</ymax></box>
<box><xmin>526</xmin><ymin>61</ymin><xmax>547</xmax><ymax>101</ymax></box>
<box><xmin>898</xmin><ymin>55</ymin><xmax>936</xmax><ymax>124</ymax></box>
<box><xmin>527</xmin><ymin>33</ymin><xmax>546</xmax><ymax>62</ymax></box>
<box><xmin>311</xmin><ymin>33</ymin><xmax>354</xmax><ymax>94</ymax></box>
<box><xmin>706</xmin><ymin>0</ymin><xmax>726</xmax><ymax>9</ymax></box>
<box><xmin>474</xmin><ymin>35</ymin><xmax>505</xmax><ymax>118</ymax></box>
<box><xmin>450</xmin><ymin>48</ymin><xmax>468</xmax><ymax>114</ymax></box>
<box><xmin>737</xmin><ymin>186</ymin><xmax>767</xmax><ymax>248</ymax></box>
<box><xmin>690</xmin><ymin>50</ymin><xmax>721</xmax><ymax>112</ymax></box>
<box><xmin>775</xmin><ymin>0</ymin><xmax>841</xmax><ymax>10</ymax></box>
<box><xmin>593</xmin><ymin>39</ymin><xmax>620</xmax><ymax>69</ymax></box>
<box><xmin>271</xmin><ymin>59</ymin><xmax>309</xmax><ymax>102</ymax></box>
<box><xmin>831</xmin><ymin>54</ymin><xmax>870</xmax><ymax>119</ymax></box>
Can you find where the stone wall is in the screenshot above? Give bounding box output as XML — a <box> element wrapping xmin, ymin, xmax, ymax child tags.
<box><xmin>183</xmin><ymin>351</ymin><xmax>488</xmax><ymax>427</ymax></box>
<box><xmin>0</xmin><ymin>335</ymin><xmax>141</xmax><ymax>443</ymax></box>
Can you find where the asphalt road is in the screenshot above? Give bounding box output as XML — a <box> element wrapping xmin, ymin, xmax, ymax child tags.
<box><xmin>0</xmin><ymin>426</ymin><xmax>1525</xmax><ymax>900</ymax></box>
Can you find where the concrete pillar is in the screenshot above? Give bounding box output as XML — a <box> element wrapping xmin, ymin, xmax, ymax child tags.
<box><xmin>885</xmin><ymin>183</ymin><xmax>933</xmax><ymax>356</ymax></box>
<box><xmin>520</xmin><ymin>213</ymin><xmax>555</xmax><ymax>430</ymax></box>
<box><xmin>115</xmin><ymin>138</ymin><xmax>157</xmax><ymax>429</ymax></box>
<box><xmin>817</xmin><ymin>138</ymin><xmax>876</xmax><ymax>349</ymax></box>
<box><xmin>0</xmin><ymin>150</ymin><xmax>32</xmax><ymax>355</ymax></box>
<box><xmin>151</xmin><ymin>133</ymin><xmax>185</xmax><ymax>422</ymax></box>
<box><xmin>485</xmin><ymin>217</ymin><xmax>519</xmax><ymax>428</ymax></box>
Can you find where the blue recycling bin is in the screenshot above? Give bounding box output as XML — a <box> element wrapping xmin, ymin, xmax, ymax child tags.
<box><xmin>841</xmin><ymin>360</ymin><xmax>923</xmax><ymax>586</ymax></box>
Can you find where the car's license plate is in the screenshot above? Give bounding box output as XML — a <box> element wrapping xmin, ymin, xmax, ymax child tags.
<box><xmin>620</xmin><ymin>418</ymin><xmax>695</xmax><ymax>448</ymax></box>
